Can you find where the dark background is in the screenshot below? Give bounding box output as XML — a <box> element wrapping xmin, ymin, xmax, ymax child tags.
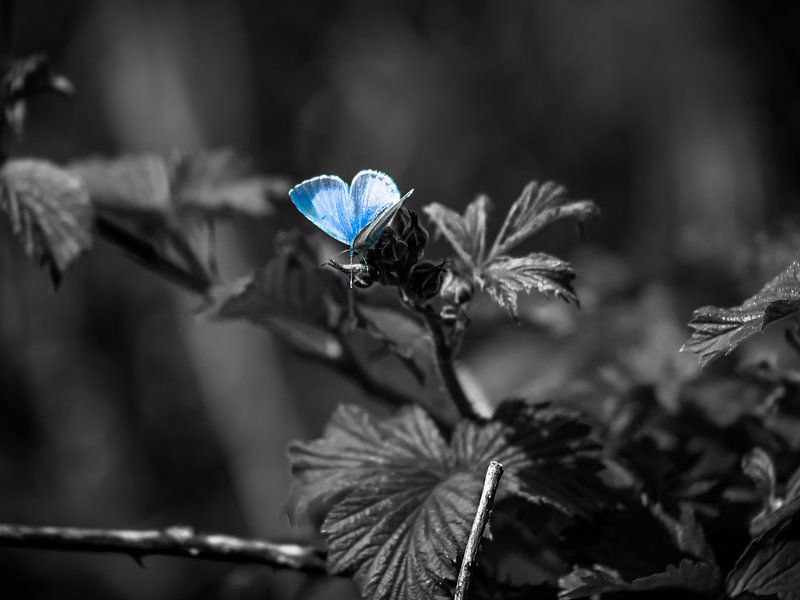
<box><xmin>2</xmin><ymin>1</ymin><xmax>800</xmax><ymax>598</ymax></box>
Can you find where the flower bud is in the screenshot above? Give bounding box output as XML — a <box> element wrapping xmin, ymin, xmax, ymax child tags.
<box><xmin>405</xmin><ymin>260</ymin><xmax>446</xmax><ymax>301</ymax></box>
<box><xmin>439</xmin><ymin>271</ymin><xmax>474</xmax><ymax>305</ymax></box>
<box><xmin>393</xmin><ymin>208</ymin><xmax>429</xmax><ymax>262</ymax></box>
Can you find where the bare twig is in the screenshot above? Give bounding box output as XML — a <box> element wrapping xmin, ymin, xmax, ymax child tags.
<box><xmin>0</xmin><ymin>524</ymin><xmax>327</xmax><ymax>574</ymax></box>
<box><xmin>454</xmin><ymin>461</ymin><xmax>504</xmax><ymax>600</ymax></box>
<box><xmin>419</xmin><ymin>304</ymin><xmax>479</xmax><ymax>420</ymax></box>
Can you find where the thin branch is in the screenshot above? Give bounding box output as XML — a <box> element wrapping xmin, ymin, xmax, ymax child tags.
<box><xmin>454</xmin><ymin>461</ymin><xmax>504</xmax><ymax>600</ymax></box>
<box><xmin>95</xmin><ymin>215</ymin><xmax>212</xmax><ymax>295</ymax></box>
<box><xmin>419</xmin><ymin>304</ymin><xmax>479</xmax><ymax>420</ymax></box>
<box><xmin>0</xmin><ymin>524</ymin><xmax>327</xmax><ymax>574</ymax></box>
<box><xmin>295</xmin><ymin>327</ymin><xmax>450</xmax><ymax>426</ymax></box>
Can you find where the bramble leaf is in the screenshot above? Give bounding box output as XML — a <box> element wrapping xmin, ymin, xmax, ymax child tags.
<box><xmin>288</xmin><ymin>401</ymin><xmax>605</xmax><ymax>600</ymax></box>
<box><xmin>727</xmin><ymin>512</ymin><xmax>800</xmax><ymax>600</ymax></box>
<box><xmin>424</xmin><ymin>181</ymin><xmax>594</xmax><ymax>317</ymax></box>
<box><xmin>205</xmin><ymin>232</ymin><xmax>344</xmax><ymax>359</ymax></box>
<box><xmin>490</xmin><ymin>180</ymin><xmax>598</xmax><ymax>258</ymax></box>
<box><xmin>69</xmin><ymin>149</ymin><xmax>289</xmax><ymax>220</ymax></box>
<box><xmin>559</xmin><ymin>560</ymin><xmax>721</xmax><ymax>599</ymax></box>
<box><xmin>682</xmin><ymin>259</ymin><xmax>800</xmax><ymax>368</ymax></box>
<box><xmin>480</xmin><ymin>254</ymin><xmax>577</xmax><ymax>319</ymax></box>
<box><xmin>423</xmin><ymin>195</ymin><xmax>490</xmax><ymax>266</ymax></box>
<box><xmin>170</xmin><ymin>149</ymin><xmax>290</xmax><ymax>218</ymax></box>
<box><xmin>68</xmin><ymin>154</ymin><xmax>171</xmax><ymax>214</ymax></box>
<box><xmin>0</xmin><ymin>159</ymin><xmax>93</xmax><ymax>283</ymax></box>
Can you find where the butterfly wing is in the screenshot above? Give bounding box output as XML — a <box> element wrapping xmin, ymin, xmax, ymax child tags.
<box><xmin>289</xmin><ymin>175</ymin><xmax>354</xmax><ymax>245</ymax></box>
<box><xmin>352</xmin><ymin>194</ymin><xmax>412</xmax><ymax>251</ymax></box>
<box><xmin>349</xmin><ymin>170</ymin><xmax>403</xmax><ymax>250</ymax></box>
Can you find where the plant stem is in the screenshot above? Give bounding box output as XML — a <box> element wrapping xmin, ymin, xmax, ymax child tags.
<box><xmin>96</xmin><ymin>215</ymin><xmax>212</xmax><ymax>295</ymax></box>
<box><xmin>0</xmin><ymin>523</ymin><xmax>327</xmax><ymax>573</ymax></box>
<box><xmin>419</xmin><ymin>304</ymin><xmax>479</xmax><ymax>420</ymax></box>
<box><xmin>454</xmin><ymin>461</ymin><xmax>504</xmax><ymax>600</ymax></box>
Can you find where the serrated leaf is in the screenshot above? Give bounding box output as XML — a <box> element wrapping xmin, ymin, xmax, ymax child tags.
<box><xmin>205</xmin><ymin>232</ymin><xmax>344</xmax><ymax>359</ymax></box>
<box><xmin>559</xmin><ymin>560</ymin><xmax>721</xmax><ymax>599</ymax></box>
<box><xmin>68</xmin><ymin>149</ymin><xmax>288</xmax><ymax>220</ymax></box>
<box><xmin>481</xmin><ymin>254</ymin><xmax>577</xmax><ymax>318</ymax></box>
<box><xmin>0</xmin><ymin>159</ymin><xmax>93</xmax><ymax>283</ymax></box>
<box><xmin>170</xmin><ymin>148</ymin><xmax>290</xmax><ymax>218</ymax></box>
<box><xmin>490</xmin><ymin>180</ymin><xmax>598</xmax><ymax>258</ymax></box>
<box><xmin>682</xmin><ymin>260</ymin><xmax>800</xmax><ymax>368</ymax></box>
<box><xmin>68</xmin><ymin>154</ymin><xmax>171</xmax><ymax>214</ymax></box>
<box><xmin>288</xmin><ymin>401</ymin><xmax>605</xmax><ymax>600</ymax></box>
<box><xmin>727</xmin><ymin>514</ymin><xmax>800</xmax><ymax>600</ymax></box>
<box><xmin>423</xmin><ymin>195</ymin><xmax>490</xmax><ymax>267</ymax></box>
<box><xmin>424</xmin><ymin>181</ymin><xmax>594</xmax><ymax>318</ymax></box>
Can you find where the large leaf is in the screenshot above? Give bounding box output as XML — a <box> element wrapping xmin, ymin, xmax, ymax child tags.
<box><xmin>560</xmin><ymin>504</ymin><xmax>721</xmax><ymax>598</ymax></box>
<box><xmin>424</xmin><ymin>181</ymin><xmax>594</xmax><ymax>317</ymax></box>
<box><xmin>0</xmin><ymin>159</ymin><xmax>93</xmax><ymax>283</ymax></box>
<box><xmin>682</xmin><ymin>260</ymin><xmax>800</xmax><ymax>368</ymax></box>
<box><xmin>206</xmin><ymin>232</ymin><xmax>344</xmax><ymax>359</ymax></box>
<box><xmin>170</xmin><ymin>149</ymin><xmax>290</xmax><ymax>218</ymax></box>
<box><xmin>480</xmin><ymin>254</ymin><xmax>577</xmax><ymax>319</ymax></box>
<box><xmin>559</xmin><ymin>560</ymin><xmax>720</xmax><ymax>599</ymax></box>
<box><xmin>288</xmin><ymin>401</ymin><xmax>605</xmax><ymax>600</ymax></box>
<box><xmin>68</xmin><ymin>154</ymin><xmax>171</xmax><ymax>214</ymax></box>
<box><xmin>727</xmin><ymin>514</ymin><xmax>800</xmax><ymax>600</ymax></box>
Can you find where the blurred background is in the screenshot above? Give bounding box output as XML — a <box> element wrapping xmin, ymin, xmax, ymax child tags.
<box><xmin>3</xmin><ymin>0</ymin><xmax>800</xmax><ymax>598</ymax></box>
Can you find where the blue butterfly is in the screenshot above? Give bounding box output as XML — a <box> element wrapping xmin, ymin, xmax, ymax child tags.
<box><xmin>289</xmin><ymin>169</ymin><xmax>413</xmax><ymax>255</ymax></box>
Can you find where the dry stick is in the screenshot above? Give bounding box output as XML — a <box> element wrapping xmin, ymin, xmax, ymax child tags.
<box><xmin>0</xmin><ymin>524</ymin><xmax>327</xmax><ymax>574</ymax></box>
<box><xmin>419</xmin><ymin>305</ymin><xmax>479</xmax><ymax>420</ymax></box>
<box><xmin>454</xmin><ymin>461</ymin><xmax>504</xmax><ymax>600</ymax></box>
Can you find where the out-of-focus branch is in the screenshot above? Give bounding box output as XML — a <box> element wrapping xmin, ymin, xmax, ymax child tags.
<box><xmin>0</xmin><ymin>524</ymin><xmax>327</xmax><ymax>574</ymax></box>
<box><xmin>454</xmin><ymin>461</ymin><xmax>504</xmax><ymax>600</ymax></box>
<box><xmin>95</xmin><ymin>215</ymin><xmax>212</xmax><ymax>295</ymax></box>
<box><xmin>419</xmin><ymin>304</ymin><xmax>478</xmax><ymax>420</ymax></box>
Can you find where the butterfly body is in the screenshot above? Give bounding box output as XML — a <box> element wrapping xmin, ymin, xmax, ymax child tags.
<box><xmin>289</xmin><ymin>170</ymin><xmax>412</xmax><ymax>254</ymax></box>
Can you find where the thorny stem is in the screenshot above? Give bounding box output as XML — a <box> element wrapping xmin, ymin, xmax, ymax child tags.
<box><xmin>0</xmin><ymin>524</ymin><xmax>327</xmax><ymax>573</ymax></box>
<box><xmin>454</xmin><ymin>461</ymin><xmax>504</xmax><ymax>600</ymax></box>
<box><xmin>419</xmin><ymin>304</ymin><xmax>479</xmax><ymax>421</ymax></box>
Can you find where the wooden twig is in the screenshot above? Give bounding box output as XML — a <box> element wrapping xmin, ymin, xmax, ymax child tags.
<box><xmin>0</xmin><ymin>524</ymin><xmax>327</xmax><ymax>574</ymax></box>
<box><xmin>454</xmin><ymin>461</ymin><xmax>504</xmax><ymax>600</ymax></box>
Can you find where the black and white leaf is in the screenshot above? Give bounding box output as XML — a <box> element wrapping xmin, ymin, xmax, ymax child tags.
<box><xmin>68</xmin><ymin>154</ymin><xmax>172</xmax><ymax>215</ymax></box>
<box><xmin>559</xmin><ymin>559</ymin><xmax>721</xmax><ymax>599</ymax></box>
<box><xmin>727</xmin><ymin>513</ymin><xmax>800</xmax><ymax>600</ymax></box>
<box><xmin>0</xmin><ymin>158</ymin><xmax>93</xmax><ymax>283</ymax></box>
<box><xmin>205</xmin><ymin>232</ymin><xmax>344</xmax><ymax>359</ymax></box>
<box><xmin>287</xmin><ymin>400</ymin><xmax>605</xmax><ymax>600</ymax></box>
<box><xmin>424</xmin><ymin>181</ymin><xmax>594</xmax><ymax>317</ymax></box>
<box><xmin>170</xmin><ymin>148</ymin><xmax>290</xmax><ymax>218</ymax></box>
<box><xmin>423</xmin><ymin>195</ymin><xmax>490</xmax><ymax>267</ymax></box>
<box><xmin>489</xmin><ymin>180</ymin><xmax>597</xmax><ymax>258</ymax></box>
<box><xmin>69</xmin><ymin>149</ymin><xmax>289</xmax><ymax>220</ymax></box>
<box><xmin>480</xmin><ymin>254</ymin><xmax>577</xmax><ymax>319</ymax></box>
<box><xmin>682</xmin><ymin>259</ymin><xmax>800</xmax><ymax>368</ymax></box>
